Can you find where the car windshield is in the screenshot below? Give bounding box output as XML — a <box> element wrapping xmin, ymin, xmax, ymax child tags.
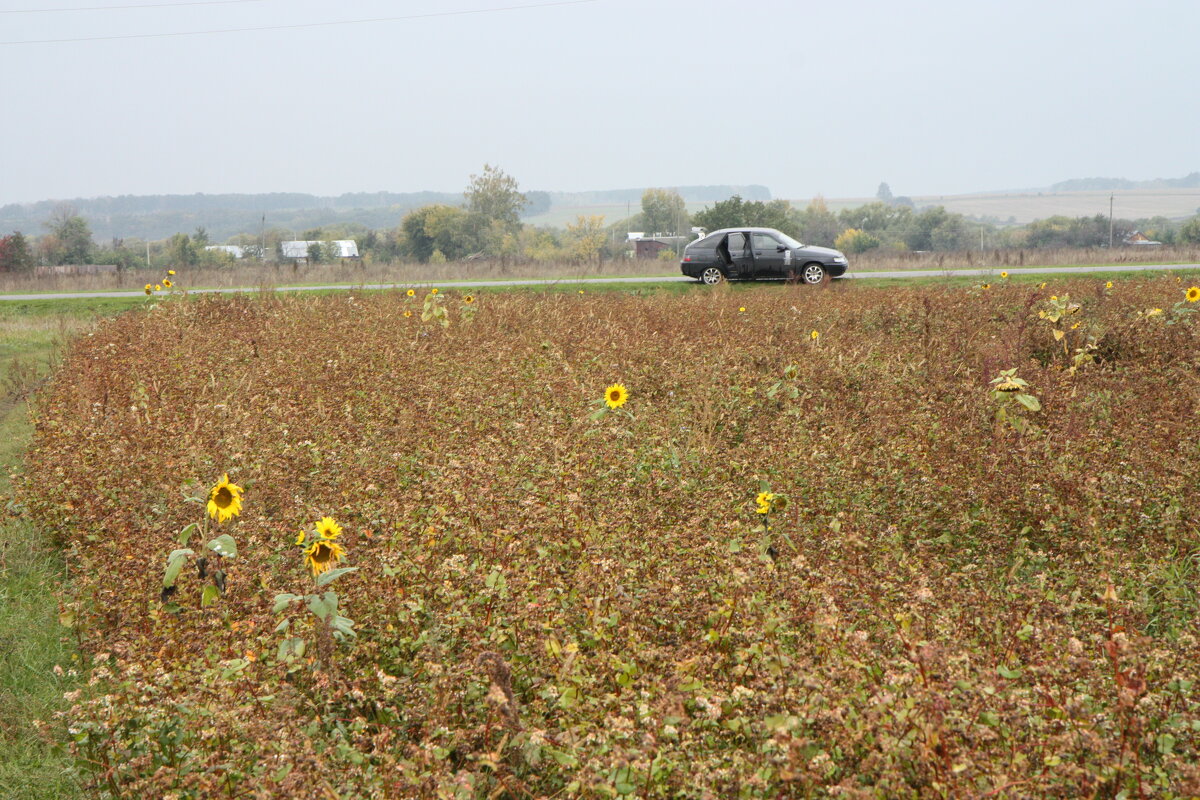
<box><xmin>776</xmin><ymin>232</ymin><xmax>803</xmax><ymax>248</ymax></box>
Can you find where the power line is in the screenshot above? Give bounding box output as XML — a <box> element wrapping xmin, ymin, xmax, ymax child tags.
<box><xmin>0</xmin><ymin>0</ymin><xmax>598</xmax><ymax>44</ymax></box>
<box><xmin>2</xmin><ymin>0</ymin><xmax>267</xmax><ymax>13</ymax></box>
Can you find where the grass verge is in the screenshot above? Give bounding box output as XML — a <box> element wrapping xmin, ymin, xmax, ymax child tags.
<box><xmin>0</xmin><ymin>312</ymin><xmax>87</xmax><ymax>799</ymax></box>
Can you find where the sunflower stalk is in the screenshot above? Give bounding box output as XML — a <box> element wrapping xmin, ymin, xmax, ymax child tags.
<box><xmin>159</xmin><ymin>474</ymin><xmax>242</xmax><ymax>608</ymax></box>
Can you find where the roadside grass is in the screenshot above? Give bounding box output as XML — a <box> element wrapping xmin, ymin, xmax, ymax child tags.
<box><xmin>0</xmin><ymin>312</ymin><xmax>89</xmax><ymax>800</ymax></box>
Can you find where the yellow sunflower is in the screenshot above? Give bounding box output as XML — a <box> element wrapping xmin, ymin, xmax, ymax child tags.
<box><xmin>810</xmin><ymin>330</ymin><xmax>820</xmax><ymax>341</ymax></box>
<box><xmin>404</xmin><ymin>310</ymin><xmax>412</xmax><ymax>318</ymax></box>
<box><xmin>304</xmin><ymin>538</ymin><xmax>346</xmax><ymax>577</ymax></box>
<box><xmin>1000</xmin><ymin>271</ymin><xmax>1008</xmax><ymax>279</ymax></box>
<box><xmin>144</xmin><ymin>284</ymin><xmax>153</xmax><ymax>295</ymax></box>
<box><xmin>1105</xmin><ymin>281</ymin><xmax>1113</xmax><ymax>289</ymax></box>
<box><xmin>406</xmin><ymin>289</ymin><xmax>415</xmax><ymax>297</ymax></box>
<box><xmin>162</xmin><ymin>278</ymin><xmax>173</xmax><ymax>288</ymax></box>
<box><xmin>981</xmin><ymin>283</ymin><xmax>991</xmax><ymax>290</ymax></box>
<box><xmin>295</xmin><ymin>529</ymin><xmax>307</xmax><ymax>545</ymax></box>
<box><xmin>464</xmin><ymin>295</ymin><xmax>475</xmax><ymax>304</ymax></box>
<box><xmin>431</xmin><ymin>288</ymin><xmax>439</xmax><ymax>295</ymax></box>
<box><xmin>168</xmin><ymin>269</ymin><xmax>176</xmax><ymax>276</ymax></box>
<box><xmin>315</xmin><ymin>516</ymin><xmax>342</xmax><ymax>539</ymax></box>
<box><xmin>604</xmin><ymin>383</ymin><xmax>628</xmax><ymax>409</ymax></box>
<box><xmin>755</xmin><ymin>491</ymin><xmax>775</xmax><ymax>514</ymax></box>
<box><xmin>155</xmin><ymin>284</ymin><xmax>162</xmax><ymax>291</ymax></box>
<box><xmin>206</xmin><ymin>474</ymin><xmax>244</xmax><ymax>523</ymax></box>
<box><xmin>1187</xmin><ymin>286</ymin><xmax>1200</xmax><ymax>303</ymax></box>
<box><xmin>739</xmin><ymin>306</ymin><xmax>746</xmax><ymax>313</ymax></box>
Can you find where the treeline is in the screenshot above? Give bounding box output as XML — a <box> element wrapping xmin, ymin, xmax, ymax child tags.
<box><xmin>4</xmin><ymin>167</ymin><xmax>1200</xmax><ymax>272</ymax></box>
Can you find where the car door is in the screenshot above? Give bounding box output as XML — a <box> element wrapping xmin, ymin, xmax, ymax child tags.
<box><xmin>725</xmin><ymin>232</ymin><xmax>753</xmax><ymax>279</ymax></box>
<box><xmin>751</xmin><ymin>232</ymin><xmax>786</xmax><ymax>278</ymax></box>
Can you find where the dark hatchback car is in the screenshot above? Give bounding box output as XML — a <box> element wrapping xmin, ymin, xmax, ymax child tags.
<box><xmin>680</xmin><ymin>227</ymin><xmax>849</xmax><ymax>285</ymax></box>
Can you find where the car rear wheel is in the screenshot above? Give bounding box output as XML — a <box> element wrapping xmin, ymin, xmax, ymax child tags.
<box><xmin>700</xmin><ymin>267</ymin><xmax>725</xmax><ymax>285</ymax></box>
<box><xmin>801</xmin><ymin>263</ymin><xmax>826</xmax><ymax>285</ymax></box>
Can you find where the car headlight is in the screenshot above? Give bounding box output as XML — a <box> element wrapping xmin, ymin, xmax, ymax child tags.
<box><xmin>832</xmin><ymin>255</ymin><xmax>847</xmax><ymax>263</ymax></box>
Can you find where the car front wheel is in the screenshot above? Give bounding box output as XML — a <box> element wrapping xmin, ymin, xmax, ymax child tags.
<box><xmin>700</xmin><ymin>267</ymin><xmax>725</xmax><ymax>285</ymax></box>
<box><xmin>801</xmin><ymin>262</ymin><xmax>826</xmax><ymax>285</ymax></box>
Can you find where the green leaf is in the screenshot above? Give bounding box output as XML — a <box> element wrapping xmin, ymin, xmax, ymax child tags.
<box><xmin>206</xmin><ymin>534</ymin><xmax>238</xmax><ymax>559</ymax></box>
<box><xmin>1015</xmin><ymin>393</ymin><xmax>1041</xmax><ymax>412</ymax></box>
<box><xmin>588</xmin><ymin>407</ymin><xmax>607</xmax><ymax>421</ymax></box>
<box><xmin>163</xmin><ymin>549</ymin><xmax>193</xmax><ymax>588</ymax></box>
<box><xmin>307</xmin><ymin>594</ymin><xmax>330</xmax><ymax>621</ymax></box>
<box><xmin>178</xmin><ymin>522</ymin><xmax>199</xmax><ymax>547</ymax></box>
<box><xmin>201</xmin><ymin>584</ymin><xmax>220</xmax><ymax>607</ymax></box>
<box><xmin>997</xmin><ymin>664</ymin><xmax>1023</xmax><ymax>680</ymax></box>
<box><xmin>547</xmin><ymin>748</ymin><xmax>578</xmax><ymax>768</ymax></box>
<box><xmin>677</xmin><ymin>679</ymin><xmax>703</xmax><ymax>692</ymax></box>
<box><xmin>315</xmin><ymin>566</ymin><xmax>358</xmax><ymax>587</ymax></box>
<box><xmin>272</xmin><ymin>593</ymin><xmax>300</xmax><ymax>614</ymax></box>
<box><xmin>330</xmin><ymin>614</ymin><xmax>357</xmax><ymax>638</ymax></box>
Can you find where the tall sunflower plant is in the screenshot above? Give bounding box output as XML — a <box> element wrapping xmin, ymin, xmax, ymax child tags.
<box><xmin>272</xmin><ymin>516</ymin><xmax>358</xmax><ymax>667</ymax></box>
<box><xmin>160</xmin><ymin>474</ymin><xmax>243</xmax><ymax>609</ymax></box>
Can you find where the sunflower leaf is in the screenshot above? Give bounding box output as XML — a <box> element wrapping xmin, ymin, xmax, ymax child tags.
<box><xmin>316</xmin><ymin>566</ymin><xmax>358</xmax><ymax>587</ymax></box>
<box><xmin>272</xmin><ymin>593</ymin><xmax>301</xmax><ymax>614</ymax></box>
<box><xmin>206</xmin><ymin>534</ymin><xmax>238</xmax><ymax>559</ymax></box>
<box><xmin>201</xmin><ymin>584</ymin><xmax>220</xmax><ymax>607</ymax></box>
<box><xmin>307</xmin><ymin>594</ymin><xmax>331</xmax><ymax>621</ymax></box>
<box><xmin>163</xmin><ymin>549</ymin><xmax>193</xmax><ymax>588</ymax></box>
<box><xmin>178</xmin><ymin>523</ymin><xmax>199</xmax><ymax>546</ymax></box>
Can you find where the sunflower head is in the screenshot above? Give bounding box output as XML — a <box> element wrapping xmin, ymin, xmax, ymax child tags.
<box><xmin>406</xmin><ymin>289</ymin><xmax>415</xmax><ymax>297</ymax></box>
<box><xmin>1000</xmin><ymin>271</ymin><xmax>1008</xmax><ymax>279</ymax></box>
<box><xmin>981</xmin><ymin>283</ymin><xmax>991</xmax><ymax>290</ymax></box>
<box><xmin>168</xmin><ymin>269</ymin><xmax>176</xmax><ymax>276</ymax></box>
<box><xmin>155</xmin><ymin>284</ymin><xmax>162</xmax><ymax>291</ymax></box>
<box><xmin>755</xmin><ymin>491</ymin><xmax>775</xmax><ymax>515</ymax></box>
<box><xmin>464</xmin><ymin>295</ymin><xmax>475</xmax><ymax>304</ymax></box>
<box><xmin>144</xmin><ymin>284</ymin><xmax>153</xmax><ymax>295</ymax></box>
<box><xmin>404</xmin><ymin>310</ymin><xmax>412</xmax><ymax>318</ymax></box>
<box><xmin>604</xmin><ymin>383</ymin><xmax>628</xmax><ymax>410</ymax></box>
<box><xmin>315</xmin><ymin>516</ymin><xmax>342</xmax><ymax>540</ymax></box>
<box><xmin>739</xmin><ymin>307</ymin><xmax>746</xmax><ymax>313</ymax></box>
<box><xmin>206</xmin><ymin>474</ymin><xmax>244</xmax><ymax>523</ymax></box>
<box><xmin>162</xmin><ymin>278</ymin><xmax>173</xmax><ymax>288</ymax></box>
<box><xmin>304</xmin><ymin>538</ymin><xmax>346</xmax><ymax>577</ymax></box>
<box><xmin>1187</xmin><ymin>286</ymin><xmax>1200</xmax><ymax>303</ymax></box>
<box><xmin>430</xmin><ymin>288</ymin><xmax>439</xmax><ymax>295</ymax></box>
<box><xmin>295</xmin><ymin>529</ymin><xmax>307</xmax><ymax>546</ymax></box>
<box><xmin>810</xmin><ymin>330</ymin><xmax>819</xmax><ymax>341</ymax></box>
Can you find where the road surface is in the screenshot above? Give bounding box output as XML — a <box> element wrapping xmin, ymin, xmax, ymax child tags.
<box><xmin>2</xmin><ymin>263</ymin><xmax>1198</xmax><ymax>301</ymax></box>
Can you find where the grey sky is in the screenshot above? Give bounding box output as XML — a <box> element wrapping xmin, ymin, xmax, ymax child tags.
<box><xmin>2</xmin><ymin>0</ymin><xmax>1197</xmax><ymax>206</ymax></box>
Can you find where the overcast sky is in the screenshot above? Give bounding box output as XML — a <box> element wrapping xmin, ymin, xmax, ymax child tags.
<box><xmin>1</xmin><ymin>0</ymin><xmax>1197</xmax><ymax>205</ymax></box>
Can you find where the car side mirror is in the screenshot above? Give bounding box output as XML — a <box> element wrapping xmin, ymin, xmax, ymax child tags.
<box><xmin>776</xmin><ymin>245</ymin><xmax>787</xmax><ymax>252</ymax></box>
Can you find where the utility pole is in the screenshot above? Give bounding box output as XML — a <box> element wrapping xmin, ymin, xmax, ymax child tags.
<box><xmin>1109</xmin><ymin>194</ymin><xmax>1114</xmax><ymax>248</ymax></box>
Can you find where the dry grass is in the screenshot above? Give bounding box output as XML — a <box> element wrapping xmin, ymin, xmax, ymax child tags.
<box><xmin>20</xmin><ymin>279</ymin><xmax>1200</xmax><ymax>797</ymax></box>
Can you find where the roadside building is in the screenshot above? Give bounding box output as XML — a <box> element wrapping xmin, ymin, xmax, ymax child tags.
<box><xmin>280</xmin><ymin>240</ymin><xmax>360</xmax><ymax>263</ymax></box>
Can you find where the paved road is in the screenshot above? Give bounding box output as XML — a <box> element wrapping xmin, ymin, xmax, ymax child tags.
<box><xmin>2</xmin><ymin>263</ymin><xmax>1198</xmax><ymax>301</ymax></box>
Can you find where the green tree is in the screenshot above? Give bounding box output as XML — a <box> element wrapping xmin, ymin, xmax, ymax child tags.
<box><xmin>796</xmin><ymin>197</ymin><xmax>840</xmax><ymax>246</ymax></box>
<box><xmin>167</xmin><ymin>232</ymin><xmax>199</xmax><ymax>267</ymax></box>
<box><xmin>641</xmin><ymin>188</ymin><xmax>688</xmax><ymax>236</ymax></box>
<box><xmin>876</xmin><ymin>182</ymin><xmax>894</xmax><ymax>203</ymax></box>
<box><xmin>399</xmin><ymin>204</ymin><xmax>471</xmax><ymax>262</ymax></box>
<box><xmin>692</xmin><ymin>195</ymin><xmax>794</xmax><ymax>235</ymax></box>
<box><xmin>464</xmin><ymin>164</ymin><xmax>526</xmax><ymax>255</ymax></box>
<box><xmin>1177</xmin><ymin>215</ymin><xmax>1200</xmax><ymax>244</ymax></box>
<box><xmin>0</xmin><ymin>232</ymin><xmax>34</xmax><ymax>272</ymax></box>
<box><xmin>44</xmin><ymin>205</ymin><xmax>94</xmax><ymax>265</ymax></box>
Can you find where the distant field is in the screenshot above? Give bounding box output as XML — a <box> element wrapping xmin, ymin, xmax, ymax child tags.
<box><xmin>786</xmin><ymin>189</ymin><xmax>1200</xmax><ymax>224</ymax></box>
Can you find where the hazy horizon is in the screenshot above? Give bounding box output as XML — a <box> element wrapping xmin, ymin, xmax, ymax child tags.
<box><xmin>2</xmin><ymin>0</ymin><xmax>1198</xmax><ymax>207</ymax></box>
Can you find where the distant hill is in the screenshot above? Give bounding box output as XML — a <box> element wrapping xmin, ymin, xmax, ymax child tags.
<box><xmin>1051</xmin><ymin>172</ymin><xmax>1200</xmax><ymax>192</ymax></box>
<box><xmin>0</xmin><ymin>185</ymin><xmax>771</xmax><ymax>242</ymax></box>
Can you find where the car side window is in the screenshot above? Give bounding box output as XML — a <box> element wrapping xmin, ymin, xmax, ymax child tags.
<box><xmin>751</xmin><ymin>233</ymin><xmax>779</xmax><ymax>251</ymax></box>
<box><xmin>726</xmin><ymin>232</ymin><xmax>747</xmax><ymax>254</ymax></box>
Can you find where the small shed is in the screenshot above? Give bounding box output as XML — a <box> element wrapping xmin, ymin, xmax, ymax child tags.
<box><xmin>634</xmin><ymin>238</ymin><xmax>673</xmax><ymax>259</ymax></box>
<box><xmin>1123</xmin><ymin>231</ymin><xmax>1162</xmax><ymax>246</ymax></box>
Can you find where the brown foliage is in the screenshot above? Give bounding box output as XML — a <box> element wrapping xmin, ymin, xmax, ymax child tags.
<box><xmin>22</xmin><ymin>279</ymin><xmax>1200</xmax><ymax>797</ymax></box>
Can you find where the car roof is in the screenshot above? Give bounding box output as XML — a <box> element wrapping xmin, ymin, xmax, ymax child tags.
<box><xmin>706</xmin><ymin>227</ymin><xmax>787</xmax><ymax>236</ymax></box>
